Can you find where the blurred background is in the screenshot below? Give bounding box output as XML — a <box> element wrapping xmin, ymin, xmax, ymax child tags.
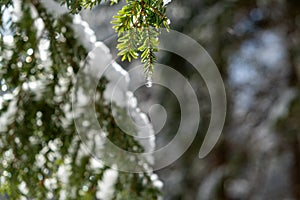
<box><xmin>81</xmin><ymin>0</ymin><xmax>300</xmax><ymax>199</ymax></box>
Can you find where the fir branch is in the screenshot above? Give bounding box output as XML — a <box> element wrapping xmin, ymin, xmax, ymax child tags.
<box><xmin>111</xmin><ymin>0</ymin><xmax>170</xmax><ymax>77</ymax></box>
<box><xmin>54</xmin><ymin>0</ymin><xmax>171</xmax><ymax>77</ymax></box>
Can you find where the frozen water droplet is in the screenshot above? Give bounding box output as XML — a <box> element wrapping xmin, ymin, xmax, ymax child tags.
<box><xmin>145</xmin><ymin>76</ymin><xmax>152</xmax><ymax>88</ymax></box>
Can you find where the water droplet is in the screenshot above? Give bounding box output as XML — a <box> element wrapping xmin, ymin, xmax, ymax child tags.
<box><xmin>145</xmin><ymin>76</ymin><xmax>152</xmax><ymax>88</ymax></box>
<box><xmin>3</xmin><ymin>35</ymin><xmax>14</xmax><ymax>45</ymax></box>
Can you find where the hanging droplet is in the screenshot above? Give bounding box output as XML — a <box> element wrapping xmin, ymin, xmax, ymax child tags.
<box><xmin>145</xmin><ymin>75</ymin><xmax>152</xmax><ymax>88</ymax></box>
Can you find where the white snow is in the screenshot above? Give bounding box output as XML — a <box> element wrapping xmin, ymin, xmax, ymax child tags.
<box><xmin>0</xmin><ymin>97</ymin><xmax>17</xmax><ymax>132</ymax></box>
<box><xmin>18</xmin><ymin>181</ymin><xmax>29</xmax><ymax>195</ymax></box>
<box><xmin>151</xmin><ymin>173</ymin><xmax>164</xmax><ymax>189</ymax></box>
<box><xmin>38</xmin><ymin>39</ymin><xmax>51</xmax><ymax>63</ymax></box>
<box><xmin>90</xmin><ymin>157</ymin><xmax>104</xmax><ymax>170</ymax></box>
<box><xmin>57</xmin><ymin>163</ymin><xmax>72</xmax><ymax>184</ymax></box>
<box><xmin>82</xmin><ymin>44</ymin><xmax>156</xmax><ymax>156</ymax></box>
<box><xmin>0</xmin><ymin>0</ymin><xmax>162</xmax><ymax>198</ymax></box>
<box><xmin>35</xmin><ymin>153</ymin><xmax>46</xmax><ymax>168</ymax></box>
<box><xmin>34</xmin><ymin>18</ymin><xmax>45</xmax><ymax>39</ymax></box>
<box><xmin>96</xmin><ymin>167</ymin><xmax>118</xmax><ymax>200</ymax></box>
<box><xmin>3</xmin><ymin>35</ymin><xmax>14</xmax><ymax>45</ymax></box>
<box><xmin>163</xmin><ymin>0</ymin><xmax>172</xmax><ymax>6</ymax></box>
<box><xmin>72</xmin><ymin>15</ymin><xmax>97</xmax><ymax>51</ymax></box>
<box><xmin>22</xmin><ymin>80</ymin><xmax>46</xmax><ymax>100</ymax></box>
<box><xmin>44</xmin><ymin>177</ymin><xmax>58</xmax><ymax>190</ymax></box>
<box><xmin>12</xmin><ymin>0</ymin><xmax>22</xmax><ymax>22</ymax></box>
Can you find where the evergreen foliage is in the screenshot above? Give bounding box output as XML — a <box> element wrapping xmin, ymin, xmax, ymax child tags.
<box><xmin>62</xmin><ymin>0</ymin><xmax>170</xmax><ymax>77</ymax></box>
<box><xmin>111</xmin><ymin>0</ymin><xmax>169</xmax><ymax>77</ymax></box>
<box><xmin>0</xmin><ymin>0</ymin><xmax>165</xmax><ymax>199</ymax></box>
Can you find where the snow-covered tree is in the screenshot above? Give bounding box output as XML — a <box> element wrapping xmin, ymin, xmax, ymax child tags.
<box><xmin>0</xmin><ymin>0</ymin><xmax>169</xmax><ymax>199</ymax></box>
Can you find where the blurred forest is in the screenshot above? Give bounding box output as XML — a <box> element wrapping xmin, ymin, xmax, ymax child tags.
<box><xmin>1</xmin><ymin>0</ymin><xmax>300</xmax><ymax>199</ymax></box>
<box><xmin>81</xmin><ymin>0</ymin><xmax>300</xmax><ymax>199</ymax></box>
